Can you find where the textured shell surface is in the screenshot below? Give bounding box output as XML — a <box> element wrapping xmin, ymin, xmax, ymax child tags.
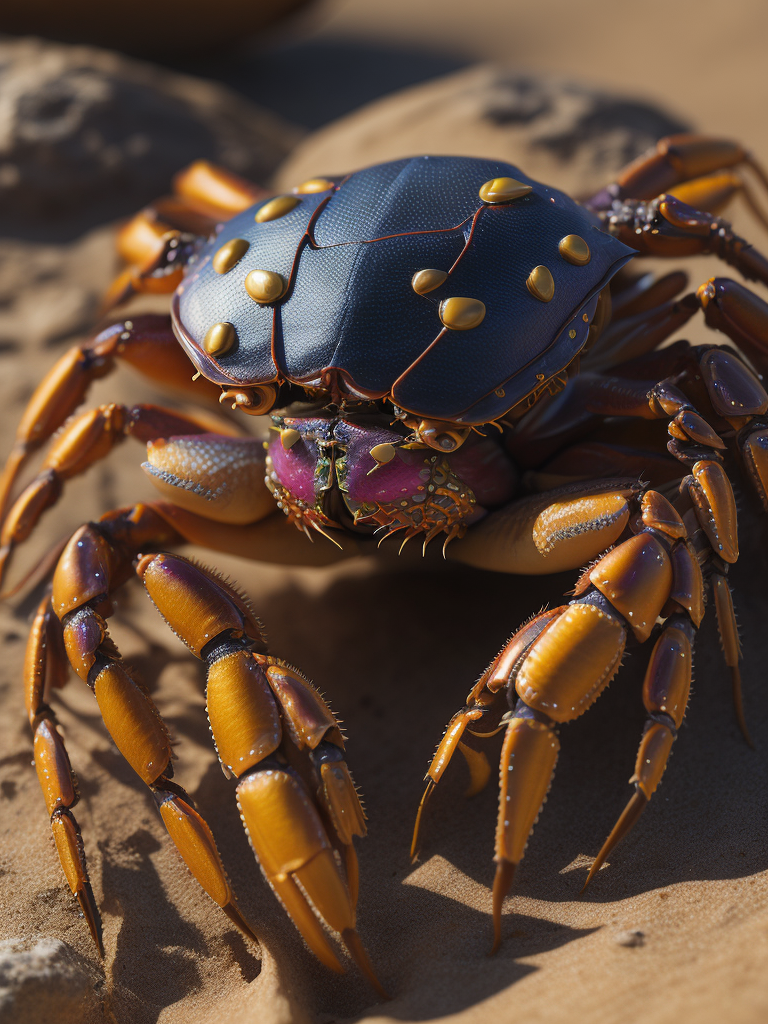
<box><xmin>173</xmin><ymin>156</ymin><xmax>635</xmax><ymax>423</ymax></box>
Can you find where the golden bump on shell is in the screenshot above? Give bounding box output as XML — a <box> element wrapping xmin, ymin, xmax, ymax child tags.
<box><xmin>369</xmin><ymin>443</ymin><xmax>397</xmax><ymax>465</ymax></box>
<box><xmin>255</xmin><ymin>195</ymin><xmax>301</xmax><ymax>223</ymax></box>
<box><xmin>569</xmin><ymin>329</ymin><xmax>577</xmax><ymax>339</ymax></box>
<box><xmin>478</xmin><ymin>177</ymin><xmax>533</xmax><ymax>204</ymax></box>
<box><xmin>280</xmin><ymin>428</ymin><xmax>301</xmax><ymax>450</ymax></box>
<box><xmin>558</xmin><ymin>234</ymin><xmax>591</xmax><ymax>266</ymax></box>
<box><xmin>526</xmin><ymin>266</ymin><xmax>555</xmax><ymax>303</ymax></box>
<box><xmin>439</xmin><ymin>297</ymin><xmax>486</xmax><ymax>331</ymax></box>
<box><xmin>212</xmin><ymin>238</ymin><xmax>249</xmax><ymax>274</ymax></box>
<box><xmin>203</xmin><ymin>322</ymin><xmax>236</xmax><ymax>356</ymax></box>
<box><xmin>244</xmin><ymin>269</ymin><xmax>287</xmax><ymax>304</ymax></box>
<box><xmin>412</xmin><ymin>268</ymin><xmax>448</xmax><ymax>295</ymax></box>
<box><xmin>294</xmin><ymin>177</ymin><xmax>334</xmax><ymax>194</ymax></box>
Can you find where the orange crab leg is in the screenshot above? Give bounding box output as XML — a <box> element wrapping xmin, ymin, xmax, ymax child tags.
<box><xmin>45</xmin><ymin>508</ymin><xmax>258</xmax><ymax>949</ymax></box>
<box><xmin>25</xmin><ymin>594</ymin><xmax>102</xmax><ymax>952</ymax></box>
<box><xmin>0</xmin><ymin>406</ymin><xmax>236</xmax><ymax>592</ymax></box>
<box><xmin>433</xmin><ymin>468</ymin><xmax>744</xmax><ymax>952</ymax></box>
<box><xmin>103</xmin><ymin>162</ymin><xmax>267</xmax><ymax>310</ymax></box>
<box><xmin>0</xmin><ymin>315</ymin><xmax>221</xmax><ymax>518</ymax></box>
<box><xmin>697</xmin><ymin>277</ymin><xmax>768</xmax><ymax>375</ymax></box>
<box><xmin>667</xmin><ymin>170</ymin><xmax>768</xmax><ymax>230</ymax></box>
<box><xmin>594</xmin><ymin>134</ymin><xmax>768</xmax><ymax>206</ymax></box>
<box><xmin>492</xmin><ymin>711</ymin><xmax>560</xmax><ymax>953</ymax></box>
<box><xmin>172</xmin><ymin>161</ymin><xmax>267</xmax><ymax>220</ymax></box>
<box><xmin>411</xmin><ymin>606</ymin><xmax>565</xmax><ymax>861</ymax></box>
<box><xmin>582</xmin><ymin>614</ymin><xmax>694</xmax><ymax>889</ymax></box>
<box><xmin>136</xmin><ymin>551</ymin><xmax>383</xmax><ymax>993</ymax></box>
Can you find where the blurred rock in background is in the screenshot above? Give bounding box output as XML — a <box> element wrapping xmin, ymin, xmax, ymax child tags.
<box><xmin>0</xmin><ymin>37</ymin><xmax>302</xmax><ymax>240</ymax></box>
<box><xmin>276</xmin><ymin>65</ymin><xmax>688</xmax><ymax>198</ymax></box>
<box><xmin>0</xmin><ymin>0</ymin><xmax>313</xmax><ymax>57</ymax></box>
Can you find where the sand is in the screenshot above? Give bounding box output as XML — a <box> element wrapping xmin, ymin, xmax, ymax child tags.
<box><xmin>2</xmin><ymin>2</ymin><xmax>768</xmax><ymax>1022</ymax></box>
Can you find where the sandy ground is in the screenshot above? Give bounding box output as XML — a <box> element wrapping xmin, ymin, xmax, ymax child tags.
<box><xmin>2</xmin><ymin>2</ymin><xmax>768</xmax><ymax>1022</ymax></box>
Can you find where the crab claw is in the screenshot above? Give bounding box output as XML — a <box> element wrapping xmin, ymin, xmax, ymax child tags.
<box><xmin>237</xmin><ymin>765</ymin><xmax>386</xmax><ymax>997</ymax></box>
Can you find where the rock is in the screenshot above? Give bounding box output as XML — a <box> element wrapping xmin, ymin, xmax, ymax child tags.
<box><xmin>0</xmin><ymin>37</ymin><xmax>303</xmax><ymax>239</ymax></box>
<box><xmin>275</xmin><ymin>64</ymin><xmax>688</xmax><ymax>199</ymax></box>
<box><xmin>0</xmin><ymin>937</ymin><xmax>103</xmax><ymax>1023</ymax></box>
<box><xmin>615</xmin><ymin>929</ymin><xmax>646</xmax><ymax>947</ymax></box>
<box><xmin>0</xmin><ymin>0</ymin><xmax>314</xmax><ymax>58</ymax></box>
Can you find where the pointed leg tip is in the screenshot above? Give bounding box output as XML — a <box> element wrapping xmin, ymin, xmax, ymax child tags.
<box><xmin>741</xmin><ymin>727</ymin><xmax>756</xmax><ymax>750</ymax></box>
<box><xmin>77</xmin><ymin>888</ymin><xmax>104</xmax><ymax>957</ymax></box>
<box><xmin>580</xmin><ymin>866</ymin><xmax>600</xmax><ymax>895</ymax></box>
<box><xmin>341</xmin><ymin>929</ymin><xmax>389</xmax><ymax>1000</ymax></box>
<box><xmin>490</xmin><ymin>859</ymin><xmax>516</xmax><ymax>957</ymax></box>
<box><xmin>221</xmin><ymin>901</ymin><xmax>260</xmax><ymax>944</ymax></box>
<box><xmin>0</xmin><ymin>543</ymin><xmax>11</xmax><ymax>589</ymax></box>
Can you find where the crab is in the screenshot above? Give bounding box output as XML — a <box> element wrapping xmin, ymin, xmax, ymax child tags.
<box><xmin>4</xmin><ymin>139</ymin><xmax>768</xmax><ymax>995</ymax></box>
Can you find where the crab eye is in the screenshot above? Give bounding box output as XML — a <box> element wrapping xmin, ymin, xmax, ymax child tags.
<box><xmin>416</xmin><ymin>419</ymin><xmax>471</xmax><ymax>452</ymax></box>
<box><xmin>219</xmin><ymin>384</ymin><xmax>277</xmax><ymax>415</ymax></box>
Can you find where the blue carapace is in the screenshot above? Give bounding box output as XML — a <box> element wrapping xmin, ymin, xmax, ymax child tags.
<box><xmin>173</xmin><ymin>155</ymin><xmax>634</xmax><ymax>423</ymax></box>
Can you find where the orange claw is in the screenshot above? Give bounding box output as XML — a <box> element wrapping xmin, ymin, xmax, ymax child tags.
<box><xmin>237</xmin><ymin>765</ymin><xmax>381</xmax><ymax>988</ymax></box>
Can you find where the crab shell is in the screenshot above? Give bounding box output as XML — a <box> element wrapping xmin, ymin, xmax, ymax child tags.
<box><xmin>172</xmin><ymin>156</ymin><xmax>635</xmax><ymax>425</ymax></box>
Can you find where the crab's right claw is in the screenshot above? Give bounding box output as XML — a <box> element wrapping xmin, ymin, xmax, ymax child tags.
<box><xmin>137</xmin><ymin>552</ymin><xmax>386</xmax><ymax>996</ymax></box>
<box><xmin>237</xmin><ymin>765</ymin><xmax>384</xmax><ymax>997</ymax></box>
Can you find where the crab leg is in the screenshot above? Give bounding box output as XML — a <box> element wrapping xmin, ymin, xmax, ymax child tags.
<box><xmin>0</xmin><ymin>314</ymin><xmax>221</xmax><ymax>518</ymax></box>
<box><xmin>602</xmin><ymin>192</ymin><xmax>768</xmax><ymax>287</ymax></box>
<box><xmin>47</xmin><ymin>507</ymin><xmax>261</xmax><ymax>941</ymax></box>
<box><xmin>34</xmin><ymin>497</ymin><xmax>379</xmax><ymax>985</ymax></box>
<box><xmin>609</xmin><ymin>269</ymin><xmax>690</xmax><ymax>322</ymax></box>
<box><xmin>30</xmin><ymin>505</ymin><xmax>254</xmax><ymax>945</ymax></box>
<box><xmin>582</xmin><ymin>291</ymin><xmax>698</xmax><ymax>373</ymax></box>
<box><xmin>104</xmin><ymin>162</ymin><xmax>267</xmax><ymax>310</ymax></box>
<box><xmin>172</xmin><ymin>161</ymin><xmax>267</xmax><ymax>220</ymax></box>
<box><xmin>137</xmin><ymin>551</ymin><xmax>383</xmax><ymax>993</ymax></box>
<box><xmin>0</xmin><ymin>407</ymin><xmax>241</xmax><ymax>591</ymax></box>
<box><xmin>435</xmin><ymin>446</ymin><xmax>749</xmax><ymax>952</ymax></box>
<box><xmin>696</xmin><ymin>277</ymin><xmax>768</xmax><ymax>376</ymax></box>
<box><xmin>411</xmin><ymin>607</ymin><xmax>561</xmax><ymax>861</ymax></box>
<box><xmin>582</xmin><ymin>611</ymin><xmax>696</xmax><ymax>889</ymax></box>
<box><xmin>588</xmin><ymin>134</ymin><xmax>768</xmax><ymax>208</ymax></box>
<box><xmin>25</xmin><ymin>594</ymin><xmax>102</xmax><ymax>952</ymax></box>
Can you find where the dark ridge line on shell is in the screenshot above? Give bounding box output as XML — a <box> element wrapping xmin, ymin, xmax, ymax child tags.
<box><xmin>321</xmin><ymin>204</ymin><xmax>487</xmax><ymax>397</ymax></box>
